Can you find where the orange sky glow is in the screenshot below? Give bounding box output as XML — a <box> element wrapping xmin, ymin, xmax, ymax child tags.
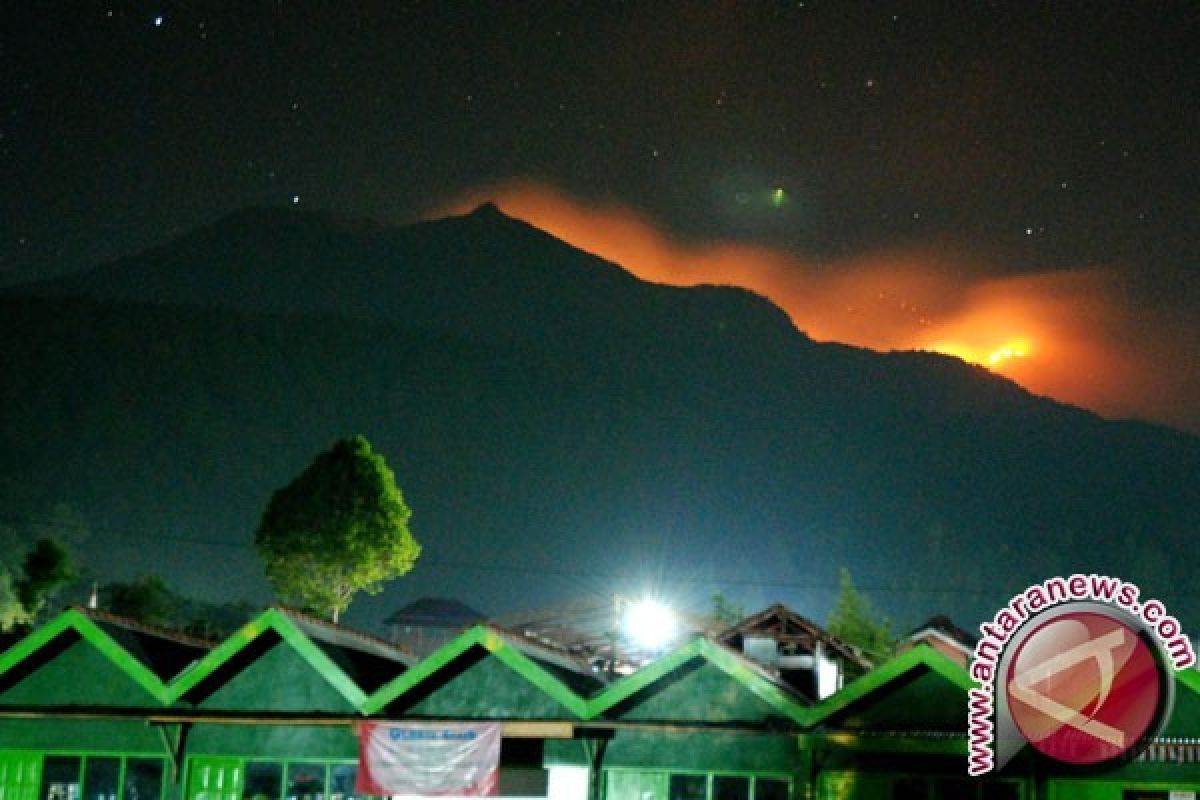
<box><xmin>440</xmin><ymin>182</ymin><xmax>1198</xmax><ymax>433</ymax></box>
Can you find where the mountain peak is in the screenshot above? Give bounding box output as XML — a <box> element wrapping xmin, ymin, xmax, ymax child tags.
<box><xmin>468</xmin><ymin>201</ymin><xmax>505</xmax><ymax>218</ymax></box>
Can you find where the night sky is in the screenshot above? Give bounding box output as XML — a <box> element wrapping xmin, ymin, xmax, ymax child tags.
<box><xmin>3</xmin><ymin>3</ymin><xmax>1197</xmax><ymax>431</ymax></box>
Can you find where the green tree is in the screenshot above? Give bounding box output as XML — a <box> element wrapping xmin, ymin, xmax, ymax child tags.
<box><xmin>106</xmin><ymin>575</ymin><xmax>181</xmax><ymax>628</ymax></box>
<box><xmin>15</xmin><ymin>538</ymin><xmax>76</xmax><ymax>622</ymax></box>
<box><xmin>0</xmin><ymin>569</ymin><xmax>30</xmax><ymax>631</ymax></box>
<box><xmin>255</xmin><ymin>435</ymin><xmax>420</xmax><ymax>622</ymax></box>
<box><xmin>710</xmin><ymin>592</ymin><xmax>745</xmax><ymax>626</ymax></box>
<box><xmin>826</xmin><ymin>567</ymin><xmax>893</xmax><ymax>663</ymax></box>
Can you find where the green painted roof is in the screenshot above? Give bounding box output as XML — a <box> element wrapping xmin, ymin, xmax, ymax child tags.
<box><xmin>85</xmin><ymin>609</ymin><xmax>213</xmax><ymax>681</ymax></box>
<box><xmin>362</xmin><ymin>624</ymin><xmax>593</xmax><ymax>717</ymax></box>
<box><xmin>168</xmin><ymin>607</ymin><xmax>380</xmax><ymax>708</ymax></box>
<box><xmin>805</xmin><ymin>643</ymin><xmax>973</xmax><ymax>730</ymax></box>
<box><xmin>1161</xmin><ymin>665</ymin><xmax>1200</xmax><ymax>737</ymax></box>
<box><xmin>279</xmin><ymin>608</ymin><xmax>413</xmax><ymax>693</ymax></box>
<box><xmin>586</xmin><ymin>636</ymin><xmax>811</xmax><ymax>724</ymax></box>
<box><xmin>0</xmin><ymin>608</ymin><xmax>178</xmax><ymax>705</ymax></box>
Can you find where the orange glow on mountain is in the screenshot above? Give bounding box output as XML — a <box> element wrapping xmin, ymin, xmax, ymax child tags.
<box><xmin>436</xmin><ymin>181</ymin><xmax>1199</xmax><ymax>433</ymax></box>
<box><xmin>926</xmin><ymin>337</ymin><xmax>1034</xmax><ymax>371</ymax></box>
<box><xmin>988</xmin><ymin>340</ymin><xmax>1032</xmax><ymax>367</ymax></box>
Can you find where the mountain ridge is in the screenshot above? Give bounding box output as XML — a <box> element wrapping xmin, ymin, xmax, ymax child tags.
<box><xmin>2</xmin><ymin>205</ymin><xmax>1195</xmax><ymax>631</ymax></box>
<box><xmin>17</xmin><ymin>204</ymin><xmax>800</xmax><ymax>351</ymax></box>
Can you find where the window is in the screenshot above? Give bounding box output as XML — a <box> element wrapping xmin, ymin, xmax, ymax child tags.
<box><xmin>713</xmin><ymin>776</ymin><xmax>789</xmax><ymax>800</ymax></box>
<box><xmin>189</xmin><ymin>760</ymin><xmax>368</xmax><ymax>800</ymax></box>
<box><xmin>713</xmin><ymin>777</ymin><xmax>748</xmax><ymax>800</ymax></box>
<box><xmin>327</xmin><ymin>765</ymin><xmax>359</xmax><ymax>800</ymax></box>
<box><xmin>607</xmin><ymin>771</ymin><xmax>789</xmax><ymax>800</ymax></box>
<box><xmin>245</xmin><ymin>763</ymin><xmax>283</xmax><ymax>800</ymax></box>
<box><xmin>891</xmin><ymin>779</ymin><xmax>1020</xmax><ymax>800</ymax></box>
<box><xmin>123</xmin><ymin>759</ymin><xmax>165</xmax><ymax>800</ymax></box>
<box><xmin>41</xmin><ymin>757</ymin><xmax>81</xmax><ymax>800</ymax></box>
<box><xmin>285</xmin><ymin>764</ymin><xmax>326</xmax><ymax>800</ymax></box>
<box><xmin>754</xmin><ymin>778</ymin><xmax>789</xmax><ymax>800</ymax></box>
<box><xmin>670</xmin><ymin>775</ymin><xmax>707</xmax><ymax>800</ymax></box>
<box><xmin>83</xmin><ymin>758</ymin><xmax>120</xmax><ymax>800</ymax></box>
<box><xmin>36</xmin><ymin>757</ymin><xmax>164</xmax><ymax>800</ymax></box>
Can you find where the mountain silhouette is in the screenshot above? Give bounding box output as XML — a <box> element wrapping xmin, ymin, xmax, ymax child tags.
<box><xmin>3</xmin><ymin>205</ymin><xmax>1197</xmax><ymax>630</ymax></box>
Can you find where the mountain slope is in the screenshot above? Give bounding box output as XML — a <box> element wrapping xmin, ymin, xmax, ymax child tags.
<box><xmin>3</xmin><ymin>206</ymin><xmax>1196</xmax><ymax>629</ymax></box>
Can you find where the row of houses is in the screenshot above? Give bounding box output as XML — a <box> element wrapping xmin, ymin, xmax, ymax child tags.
<box><xmin>0</xmin><ymin>604</ymin><xmax>1196</xmax><ymax>800</ymax></box>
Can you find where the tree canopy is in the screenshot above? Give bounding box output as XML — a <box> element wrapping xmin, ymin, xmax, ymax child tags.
<box><xmin>710</xmin><ymin>592</ymin><xmax>745</xmax><ymax>626</ymax></box>
<box><xmin>826</xmin><ymin>567</ymin><xmax>894</xmax><ymax>663</ymax></box>
<box><xmin>255</xmin><ymin>435</ymin><xmax>420</xmax><ymax>622</ymax></box>
<box><xmin>106</xmin><ymin>575</ymin><xmax>181</xmax><ymax>629</ymax></box>
<box><xmin>14</xmin><ymin>538</ymin><xmax>76</xmax><ymax>623</ymax></box>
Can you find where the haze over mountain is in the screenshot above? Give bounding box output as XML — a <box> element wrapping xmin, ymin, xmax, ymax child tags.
<box><xmin>3</xmin><ymin>206</ymin><xmax>1196</xmax><ymax>632</ymax></box>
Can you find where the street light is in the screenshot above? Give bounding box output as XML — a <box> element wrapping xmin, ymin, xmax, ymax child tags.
<box><xmin>622</xmin><ymin>597</ymin><xmax>677</xmax><ymax>652</ymax></box>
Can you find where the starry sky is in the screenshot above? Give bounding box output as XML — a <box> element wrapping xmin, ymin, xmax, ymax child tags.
<box><xmin>3</xmin><ymin>3</ymin><xmax>1197</xmax><ymax>432</ymax></box>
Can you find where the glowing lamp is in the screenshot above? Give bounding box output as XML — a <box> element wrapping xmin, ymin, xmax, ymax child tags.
<box><xmin>623</xmin><ymin>598</ymin><xmax>677</xmax><ymax>651</ymax></box>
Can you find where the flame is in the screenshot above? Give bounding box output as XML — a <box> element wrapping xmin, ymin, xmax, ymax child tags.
<box><xmin>927</xmin><ymin>337</ymin><xmax>1034</xmax><ymax>371</ymax></box>
<box><xmin>432</xmin><ymin>181</ymin><xmax>1200</xmax><ymax>433</ymax></box>
<box><xmin>987</xmin><ymin>339</ymin><xmax>1032</xmax><ymax>367</ymax></box>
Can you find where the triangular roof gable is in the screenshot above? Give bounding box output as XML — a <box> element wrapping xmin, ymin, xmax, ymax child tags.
<box><xmin>279</xmin><ymin>608</ymin><xmax>413</xmax><ymax>694</ymax></box>
<box><xmin>384</xmin><ymin>597</ymin><xmax>486</xmax><ymax>628</ymax></box>
<box><xmin>719</xmin><ymin>604</ymin><xmax>871</xmax><ymax>670</ymax></box>
<box><xmin>0</xmin><ymin>608</ymin><xmax>170</xmax><ymax>705</ymax></box>
<box><xmin>906</xmin><ymin>615</ymin><xmax>979</xmax><ymax>648</ymax></box>
<box><xmin>362</xmin><ymin>625</ymin><xmax>589</xmax><ymax>717</ymax></box>
<box><xmin>806</xmin><ymin>643</ymin><xmax>973</xmax><ymax>729</ymax></box>
<box><xmin>168</xmin><ymin>608</ymin><xmax>367</xmax><ymax>709</ymax></box>
<box><xmin>586</xmin><ymin>637</ymin><xmax>810</xmax><ymax>724</ymax></box>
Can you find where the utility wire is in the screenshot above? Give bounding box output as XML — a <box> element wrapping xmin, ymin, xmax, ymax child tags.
<box><xmin>1</xmin><ymin>513</ymin><xmax>1197</xmax><ymax>598</ymax></box>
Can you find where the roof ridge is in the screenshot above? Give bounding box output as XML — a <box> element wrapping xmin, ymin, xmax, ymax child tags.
<box><xmin>702</xmin><ymin>633</ymin><xmax>814</xmax><ymax>703</ymax></box>
<box><xmin>717</xmin><ymin>603</ymin><xmax>871</xmax><ymax>669</ymax></box>
<box><xmin>70</xmin><ymin>605</ymin><xmax>216</xmax><ymax>648</ymax></box>
<box><xmin>482</xmin><ymin>622</ymin><xmax>596</xmax><ymax>675</ymax></box>
<box><xmin>272</xmin><ymin>605</ymin><xmax>415</xmax><ymax>660</ymax></box>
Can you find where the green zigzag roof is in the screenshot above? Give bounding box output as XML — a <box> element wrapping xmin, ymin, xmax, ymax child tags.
<box><xmin>362</xmin><ymin>625</ymin><xmax>590</xmax><ymax>717</ymax></box>
<box><xmin>584</xmin><ymin>636</ymin><xmax>812</xmax><ymax>723</ymax></box>
<box><xmin>0</xmin><ymin>608</ymin><xmax>173</xmax><ymax>705</ymax></box>
<box><xmin>167</xmin><ymin>607</ymin><xmax>369</xmax><ymax>708</ymax></box>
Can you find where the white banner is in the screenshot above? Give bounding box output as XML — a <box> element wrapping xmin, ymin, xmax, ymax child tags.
<box><xmin>357</xmin><ymin>722</ymin><xmax>502</xmax><ymax>796</ymax></box>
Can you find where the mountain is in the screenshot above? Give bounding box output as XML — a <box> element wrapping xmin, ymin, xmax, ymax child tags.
<box><xmin>2</xmin><ymin>205</ymin><xmax>1197</xmax><ymax>631</ymax></box>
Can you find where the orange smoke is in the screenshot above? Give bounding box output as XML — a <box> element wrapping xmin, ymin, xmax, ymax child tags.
<box><xmin>437</xmin><ymin>182</ymin><xmax>1198</xmax><ymax>433</ymax></box>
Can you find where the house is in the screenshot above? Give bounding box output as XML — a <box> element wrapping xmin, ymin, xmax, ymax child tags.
<box><xmin>383</xmin><ymin>596</ymin><xmax>486</xmax><ymax>657</ymax></box>
<box><xmin>897</xmin><ymin>614</ymin><xmax>978</xmax><ymax>668</ymax></box>
<box><xmin>717</xmin><ymin>603</ymin><xmax>874</xmax><ymax>700</ymax></box>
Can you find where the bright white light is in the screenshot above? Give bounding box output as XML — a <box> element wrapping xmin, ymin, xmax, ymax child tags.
<box><xmin>548</xmin><ymin>766</ymin><xmax>589</xmax><ymax>800</ymax></box>
<box><xmin>623</xmin><ymin>598</ymin><xmax>677</xmax><ymax>651</ymax></box>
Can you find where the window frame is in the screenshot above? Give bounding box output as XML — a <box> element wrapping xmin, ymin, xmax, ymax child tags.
<box><xmin>0</xmin><ymin>751</ymin><xmax>168</xmax><ymax>800</ymax></box>
<box><xmin>184</xmin><ymin>757</ymin><xmax>369</xmax><ymax>800</ymax></box>
<box><xmin>604</xmin><ymin>768</ymin><xmax>794</xmax><ymax>800</ymax></box>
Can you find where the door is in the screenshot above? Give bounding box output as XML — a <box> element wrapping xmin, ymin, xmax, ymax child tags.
<box><xmin>607</xmin><ymin>771</ymin><xmax>668</xmax><ymax>800</ymax></box>
<box><xmin>0</xmin><ymin>753</ymin><xmax>41</xmax><ymax>800</ymax></box>
<box><xmin>185</xmin><ymin>759</ymin><xmax>243</xmax><ymax>800</ymax></box>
